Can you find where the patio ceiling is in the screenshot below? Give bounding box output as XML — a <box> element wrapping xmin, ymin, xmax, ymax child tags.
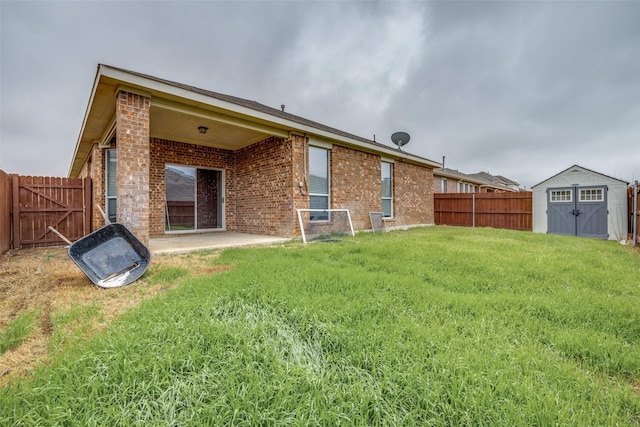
<box><xmin>149</xmin><ymin>99</ymin><xmax>286</xmax><ymax>151</ymax></box>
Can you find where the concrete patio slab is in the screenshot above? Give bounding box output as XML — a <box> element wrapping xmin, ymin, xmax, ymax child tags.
<box><xmin>149</xmin><ymin>232</ymin><xmax>291</xmax><ymax>254</ymax></box>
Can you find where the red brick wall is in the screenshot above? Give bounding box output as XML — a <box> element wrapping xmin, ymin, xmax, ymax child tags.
<box><xmin>290</xmin><ymin>134</ymin><xmax>308</xmax><ymax>237</ymax></box>
<box><xmin>387</xmin><ymin>160</ymin><xmax>434</xmax><ymax>228</ymax></box>
<box><xmin>235</xmin><ymin>136</ymin><xmax>296</xmax><ymax>236</ymax></box>
<box><xmin>90</xmin><ymin>145</ymin><xmax>105</xmax><ymax>231</ymax></box>
<box><xmin>196</xmin><ymin>169</ymin><xmax>220</xmax><ymax>229</ymax></box>
<box><xmin>149</xmin><ymin>138</ymin><xmax>235</xmax><ymax>237</ymax></box>
<box><xmin>78</xmin><ymin>141</ymin><xmax>115</xmax><ymax>232</ymax></box>
<box><xmin>150</xmin><ymin>136</ymin><xmax>301</xmax><ymax>238</ymax></box>
<box><xmin>95</xmin><ymin>123</ymin><xmax>434</xmax><ymax>240</ymax></box>
<box><xmin>330</xmin><ymin>145</ymin><xmax>381</xmax><ymax>230</ymax></box>
<box><xmin>116</xmin><ymin>91</ymin><xmax>150</xmax><ymax>243</ymax></box>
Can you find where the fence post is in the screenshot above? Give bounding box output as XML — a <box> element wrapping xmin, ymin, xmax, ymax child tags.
<box><xmin>634</xmin><ymin>180</ymin><xmax>638</xmax><ymax>246</ymax></box>
<box><xmin>0</xmin><ymin>170</ymin><xmax>12</xmax><ymax>253</ymax></box>
<box><xmin>11</xmin><ymin>174</ymin><xmax>20</xmax><ymax>249</ymax></box>
<box><xmin>472</xmin><ymin>193</ymin><xmax>475</xmax><ymax>228</ymax></box>
<box><xmin>83</xmin><ymin>177</ymin><xmax>92</xmax><ymax>235</ymax></box>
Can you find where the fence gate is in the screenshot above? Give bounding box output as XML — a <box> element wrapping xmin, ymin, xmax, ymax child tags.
<box><xmin>12</xmin><ymin>175</ymin><xmax>92</xmax><ymax>249</ymax></box>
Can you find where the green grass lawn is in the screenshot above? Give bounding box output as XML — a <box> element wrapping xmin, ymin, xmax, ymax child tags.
<box><xmin>2</xmin><ymin>227</ymin><xmax>639</xmax><ymax>425</ymax></box>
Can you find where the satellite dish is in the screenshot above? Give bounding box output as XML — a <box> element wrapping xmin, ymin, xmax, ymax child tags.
<box><xmin>391</xmin><ymin>132</ymin><xmax>410</xmax><ymax>150</ymax></box>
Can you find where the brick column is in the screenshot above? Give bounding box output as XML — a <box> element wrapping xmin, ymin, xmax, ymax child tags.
<box><xmin>115</xmin><ymin>90</ymin><xmax>151</xmax><ymax>244</ymax></box>
<box><xmin>90</xmin><ymin>144</ymin><xmax>105</xmax><ymax>231</ymax></box>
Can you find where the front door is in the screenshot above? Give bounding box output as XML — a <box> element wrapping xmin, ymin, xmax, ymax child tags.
<box><xmin>165</xmin><ymin>165</ymin><xmax>224</xmax><ymax>232</ymax></box>
<box><xmin>547</xmin><ymin>186</ymin><xmax>607</xmax><ymax>239</ymax></box>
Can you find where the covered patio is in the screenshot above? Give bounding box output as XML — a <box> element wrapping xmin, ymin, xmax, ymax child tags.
<box><xmin>149</xmin><ymin>232</ymin><xmax>291</xmax><ymax>255</ymax></box>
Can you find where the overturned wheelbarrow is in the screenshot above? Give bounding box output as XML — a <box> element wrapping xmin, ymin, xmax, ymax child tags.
<box><xmin>48</xmin><ymin>217</ymin><xmax>151</xmax><ymax>288</ymax></box>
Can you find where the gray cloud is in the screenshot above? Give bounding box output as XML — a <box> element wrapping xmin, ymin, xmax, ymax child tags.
<box><xmin>1</xmin><ymin>1</ymin><xmax>638</xmax><ymax>188</ymax></box>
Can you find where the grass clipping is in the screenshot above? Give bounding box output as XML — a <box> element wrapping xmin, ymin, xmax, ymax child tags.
<box><xmin>0</xmin><ymin>247</ymin><xmax>228</xmax><ymax>386</ymax></box>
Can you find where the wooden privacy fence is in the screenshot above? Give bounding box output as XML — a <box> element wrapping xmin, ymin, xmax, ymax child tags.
<box><xmin>1</xmin><ymin>173</ymin><xmax>92</xmax><ymax>250</ymax></box>
<box><xmin>165</xmin><ymin>201</ymin><xmax>195</xmax><ymax>228</ymax></box>
<box><xmin>435</xmin><ymin>192</ymin><xmax>533</xmax><ymax>231</ymax></box>
<box><xmin>629</xmin><ymin>183</ymin><xmax>639</xmax><ymax>245</ymax></box>
<box><xmin>0</xmin><ymin>170</ymin><xmax>11</xmax><ymax>253</ymax></box>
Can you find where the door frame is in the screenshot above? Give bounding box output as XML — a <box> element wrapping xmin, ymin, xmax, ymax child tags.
<box><xmin>164</xmin><ymin>163</ymin><xmax>225</xmax><ymax>234</ymax></box>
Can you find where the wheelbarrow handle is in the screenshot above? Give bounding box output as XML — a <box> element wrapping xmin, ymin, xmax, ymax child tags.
<box><xmin>48</xmin><ymin>226</ymin><xmax>73</xmax><ymax>245</ymax></box>
<box><xmin>96</xmin><ymin>204</ymin><xmax>111</xmax><ymax>224</ymax></box>
<box><xmin>101</xmin><ymin>261</ymin><xmax>141</xmax><ymax>283</ymax></box>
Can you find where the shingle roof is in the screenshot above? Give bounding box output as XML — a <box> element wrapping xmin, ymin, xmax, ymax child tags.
<box><xmin>107</xmin><ymin>65</ymin><xmax>436</xmax><ymax>163</ymax></box>
<box><xmin>434</xmin><ymin>168</ymin><xmax>518</xmax><ymax>191</ymax></box>
<box><xmin>467</xmin><ymin>172</ymin><xmax>519</xmax><ymax>187</ymax></box>
<box><xmin>531</xmin><ymin>164</ymin><xmax>629</xmax><ymax>188</ymax></box>
<box><xmin>434</xmin><ymin>168</ymin><xmax>478</xmax><ymax>182</ymax></box>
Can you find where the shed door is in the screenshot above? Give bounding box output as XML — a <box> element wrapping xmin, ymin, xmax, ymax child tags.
<box><xmin>547</xmin><ymin>188</ymin><xmax>576</xmax><ymax>236</ymax></box>
<box><xmin>547</xmin><ymin>186</ymin><xmax>607</xmax><ymax>239</ymax></box>
<box><xmin>575</xmin><ymin>187</ymin><xmax>607</xmax><ymax>239</ymax></box>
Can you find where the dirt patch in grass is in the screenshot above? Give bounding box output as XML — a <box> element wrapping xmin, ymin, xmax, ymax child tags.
<box><xmin>0</xmin><ymin>247</ymin><xmax>227</xmax><ymax>386</ymax></box>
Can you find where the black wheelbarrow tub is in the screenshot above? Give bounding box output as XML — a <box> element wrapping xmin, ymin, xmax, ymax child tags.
<box><xmin>68</xmin><ymin>223</ymin><xmax>151</xmax><ymax>288</ymax></box>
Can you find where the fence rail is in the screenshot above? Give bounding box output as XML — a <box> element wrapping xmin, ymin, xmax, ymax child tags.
<box><xmin>435</xmin><ymin>192</ymin><xmax>533</xmax><ymax>231</ymax></box>
<box><xmin>165</xmin><ymin>201</ymin><xmax>195</xmax><ymax>228</ymax></box>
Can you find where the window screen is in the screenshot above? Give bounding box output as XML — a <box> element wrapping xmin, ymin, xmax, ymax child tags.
<box><xmin>105</xmin><ymin>149</ymin><xmax>117</xmax><ymax>223</ymax></box>
<box><xmin>382</xmin><ymin>161</ymin><xmax>393</xmax><ymax>217</ymax></box>
<box><xmin>309</xmin><ymin>146</ymin><xmax>329</xmax><ymax>221</ymax></box>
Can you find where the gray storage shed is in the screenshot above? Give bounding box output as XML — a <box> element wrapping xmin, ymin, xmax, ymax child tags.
<box><xmin>532</xmin><ymin>165</ymin><xmax>628</xmax><ymax>241</ymax></box>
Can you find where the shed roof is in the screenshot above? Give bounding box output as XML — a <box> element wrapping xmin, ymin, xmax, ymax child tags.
<box><xmin>531</xmin><ymin>164</ymin><xmax>629</xmax><ymax>189</ymax></box>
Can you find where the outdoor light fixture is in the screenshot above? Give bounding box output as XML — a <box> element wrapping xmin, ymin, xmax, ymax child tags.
<box><xmin>198</xmin><ymin>126</ymin><xmax>208</xmax><ymax>134</ymax></box>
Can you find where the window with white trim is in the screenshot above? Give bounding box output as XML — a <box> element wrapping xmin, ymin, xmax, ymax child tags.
<box><xmin>381</xmin><ymin>161</ymin><xmax>393</xmax><ymax>218</ymax></box>
<box><xmin>550</xmin><ymin>189</ymin><xmax>572</xmax><ymax>202</ymax></box>
<box><xmin>105</xmin><ymin>149</ymin><xmax>117</xmax><ymax>223</ymax></box>
<box><xmin>309</xmin><ymin>146</ymin><xmax>329</xmax><ymax>221</ymax></box>
<box><xmin>579</xmin><ymin>188</ymin><xmax>604</xmax><ymax>202</ymax></box>
<box><xmin>440</xmin><ymin>178</ymin><xmax>447</xmax><ymax>193</ymax></box>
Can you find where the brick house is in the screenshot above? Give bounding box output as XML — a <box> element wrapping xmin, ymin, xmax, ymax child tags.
<box><xmin>433</xmin><ymin>168</ymin><xmax>520</xmax><ymax>193</ymax></box>
<box><xmin>69</xmin><ymin>65</ymin><xmax>440</xmax><ymax>244</ymax></box>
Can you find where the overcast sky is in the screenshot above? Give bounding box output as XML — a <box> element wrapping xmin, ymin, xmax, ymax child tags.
<box><xmin>1</xmin><ymin>0</ymin><xmax>638</xmax><ymax>189</ymax></box>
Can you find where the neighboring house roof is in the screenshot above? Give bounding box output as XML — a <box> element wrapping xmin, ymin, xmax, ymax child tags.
<box><xmin>466</xmin><ymin>171</ymin><xmax>519</xmax><ymax>188</ymax></box>
<box><xmin>69</xmin><ymin>64</ymin><xmax>441</xmax><ymax>177</ymax></box>
<box><xmin>434</xmin><ymin>168</ymin><xmax>483</xmax><ymax>183</ymax></box>
<box><xmin>531</xmin><ymin>164</ymin><xmax>629</xmax><ymax>189</ymax></box>
<box><xmin>493</xmin><ymin>175</ymin><xmax>520</xmax><ymax>187</ymax></box>
<box><xmin>433</xmin><ymin>168</ymin><xmax>518</xmax><ymax>192</ymax></box>
<box><xmin>165</xmin><ymin>167</ymin><xmax>194</xmax><ymax>202</ymax></box>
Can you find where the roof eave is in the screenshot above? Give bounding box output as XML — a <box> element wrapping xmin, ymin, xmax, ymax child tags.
<box><xmin>70</xmin><ymin>64</ymin><xmax>441</xmax><ymax>174</ymax></box>
<box><xmin>68</xmin><ymin>65</ymin><xmax>104</xmax><ymax>177</ymax></box>
<box><xmin>531</xmin><ymin>164</ymin><xmax>629</xmax><ymax>188</ymax></box>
